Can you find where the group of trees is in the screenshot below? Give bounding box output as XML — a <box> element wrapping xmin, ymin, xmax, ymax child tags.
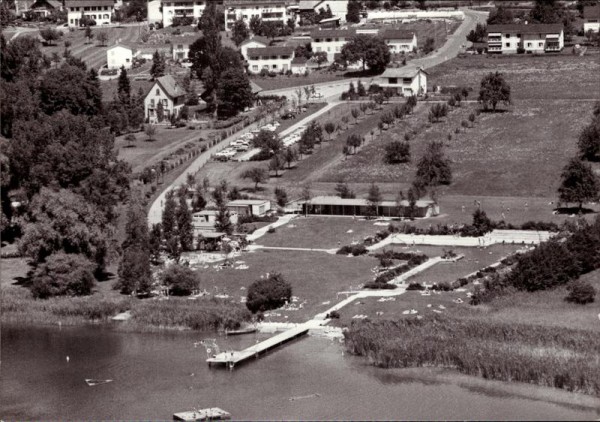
<box><xmin>246</xmin><ymin>272</ymin><xmax>292</xmax><ymax>313</ymax></box>
<box><xmin>340</xmin><ymin>34</ymin><xmax>391</xmax><ymax>73</ymax></box>
<box><xmin>105</xmin><ymin>67</ymin><xmax>145</xmax><ymax>134</ymax></box>
<box><xmin>189</xmin><ymin>3</ymin><xmax>253</xmax><ymax>118</ymax></box>
<box><xmin>0</xmin><ymin>34</ymin><xmax>133</xmax><ymax>298</ymax></box>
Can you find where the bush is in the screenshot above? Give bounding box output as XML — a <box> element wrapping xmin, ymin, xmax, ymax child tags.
<box><xmin>384</xmin><ymin>141</ymin><xmax>410</xmax><ymax>164</ymax></box>
<box><xmin>162</xmin><ymin>264</ymin><xmax>200</xmax><ymax>296</ymax></box>
<box><xmin>327</xmin><ymin>310</ymin><xmax>340</xmax><ymax>319</ymax></box>
<box><xmin>267</xmin><ymin>226</ymin><xmax>276</xmax><ymax>234</ymax></box>
<box><xmin>246</xmin><ymin>272</ymin><xmax>292</xmax><ymax>313</ymax></box>
<box><xmin>406</xmin><ymin>282</ymin><xmax>425</xmax><ymax>291</ymax></box>
<box><xmin>565</xmin><ymin>280</ymin><xmax>596</xmax><ymax>304</ymax></box>
<box><xmin>364</xmin><ymin>282</ymin><xmax>397</xmax><ymax>290</ymax></box>
<box><xmin>31</xmin><ymin>253</ymin><xmax>96</xmax><ymax>299</ymax></box>
<box><xmin>431</xmin><ymin>281</ymin><xmax>453</xmax><ymax>291</ymax></box>
<box><xmin>336</xmin><ymin>244</ymin><xmax>368</xmax><ymax>256</ymax></box>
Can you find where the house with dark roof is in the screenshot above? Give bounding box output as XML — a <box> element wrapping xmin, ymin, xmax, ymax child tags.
<box><xmin>144</xmin><ymin>75</ymin><xmax>187</xmax><ymax>124</ymax></box>
<box><xmin>583</xmin><ymin>4</ymin><xmax>600</xmax><ymax>33</ymax></box>
<box><xmin>487</xmin><ymin>23</ymin><xmax>564</xmax><ymax>54</ymax></box>
<box><xmin>378</xmin><ymin>66</ymin><xmax>427</xmax><ymax>96</ymax></box>
<box><xmin>65</xmin><ymin>0</ymin><xmax>115</xmax><ymax>27</ymax></box>
<box><xmin>246</xmin><ymin>46</ymin><xmax>295</xmax><ymax>74</ymax></box>
<box><xmin>240</xmin><ymin>36</ymin><xmax>270</xmax><ymax>61</ymax></box>
<box><xmin>29</xmin><ymin>0</ymin><xmax>62</xmax><ymax>18</ymax></box>
<box><xmin>310</xmin><ymin>28</ymin><xmax>356</xmax><ymax>62</ymax></box>
<box><xmin>381</xmin><ymin>29</ymin><xmax>417</xmax><ymax>54</ymax></box>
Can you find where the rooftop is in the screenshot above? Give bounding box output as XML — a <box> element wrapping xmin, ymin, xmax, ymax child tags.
<box><xmin>227</xmin><ymin>199</ymin><xmax>270</xmax><ymax>206</ymax></box>
<box><xmin>247</xmin><ymin>46</ymin><xmax>294</xmax><ymax>56</ymax></box>
<box><xmin>305</xmin><ymin>196</ymin><xmax>436</xmax><ymax>208</ymax></box>
<box><xmin>381</xmin><ymin>29</ymin><xmax>415</xmax><ymax>40</ymax></box>
<box><xmin>310</xmin><ymin>28</ymin><xmax>356</xmax><ymax>39</ymax></box>
<box><xmin>291</xmin><ymin>56</ymin><xmax>308</xmax><ymax>64</ymax></box>
<box><xmin>584</xmin><ymin>4</ymin><xmax>600</xmax><ymax>19</ymax></box>
<box><xmin>224</xmin><ymin>0</ymin><xmax>287</xmax><ymax>7</ymax></box>
<box><xmin>155</xmin><ymin>75</ymin><xmax>186</xmax><ymax>99</ymax></box>
<box><xmin>65</xmin><ymin>0</ymin><xmax>114</xmax><ymax>7</ymax></box>
<box><xmin>108</xmin><ymin>42</ymin><xmax>138</xmax><ymax>51</ymax></box>
<box><xmin>487</xmin><ymin>23</ymin><xmax>564</xmax><ymax>34</ymax></box>
<box><xmin>380</xmin><ymin>65</ymin><xmax>428</xmax><ymax>78</ymax></box>
<box><xmin>240</xmin><ymin>36</ymin><xmax>270</xmax><ymax>47</ymax></box>
<box><xmin>298</xmin><ymin>0</ymin><xmax>321</xmax><ymax>10</ymax></box>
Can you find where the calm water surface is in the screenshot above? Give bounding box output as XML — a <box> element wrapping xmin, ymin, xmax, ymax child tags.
<box><xmin>1</xmin><ymin>324</ymin><xmax>599</xmax><ymax>420</ymax></box>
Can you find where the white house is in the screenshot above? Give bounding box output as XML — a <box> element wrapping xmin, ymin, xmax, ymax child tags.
<box><xmin>224</xmin><ymin>0</ymin><xmax>288</xmax><ymax>31</ymax></box>
<box><xmin>147</xmin><ymin>0</ymin><xmax>162</xmax><ymax>25</ymax></box>
<box><xmin>381</xmin><ymin>29</ymin><xmax>417</xmax><ymax>54</ymax></box>
<box><xmin>107</xmin><ymin>43</ymin><xmax>137</xmax><ymax>69</ymax></box>
<box><xmin>487</xmin><ymin>23</ymin><xmax>564</xmax><ymax>54</ymax></box>
<box><xmin>297</xmin><ymin>0</ymin><xmax>348</xmax><ymax>23</ymax></box>
<box><xmin>170</xmin><ymin>34</ymin><xmax>198</xmax><ymax>61</ymax></box>
<box><xmin>65</xmin><ymin>0</ymin><xmax>114</xmax><ymax>27</ymax></box>
<box><xmin>378</xmin><ymin>66</ymin><xmax>427</xmax><ymax>96</ymax></box>
<box><xmin>144</xmin><ymin>75</ymin><xmax>187</xmax><ymax>124</ymax></box>
<box><xmin>584</xmin><ymin>4</ymin><xmax>600</xmax><ymax>33</ymax></box>
<box><xmin>226</xmin><ymin>199</ymin><xmax>271</xmax><ymax>217</ymax></box>
<box><xmin>310</xmin><ymin>28</ymin><xmax>356</xmax><ymax>62</ymax></box>
<box><xmin>291</xmin><ymin>56</ymin><xmax>309</xmax><ymax>74</ymax></box>
<box><xmin>161</xmin><ymin>0</ymin><xmax>206</xmax><ymax>28</ymax></box>
<box><xmin>29</xmin><ymin>0</ymin><xmax>62</xmax><ymax>18</ymax></box>
<box><xmin>246</xmin><ymin>46</ymin><xmax>294</xmax><ymax>74</ymax></box>
<box><xmin>240</xmin><ymin>36</ymin><xmax>270</xmax><ymax>61</ymax></box>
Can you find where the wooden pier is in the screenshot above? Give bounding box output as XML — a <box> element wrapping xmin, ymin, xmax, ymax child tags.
<box><xmin>207</xmin><ymin>325</ymin><xmax>309</xmax><ymax>370</ymax></box>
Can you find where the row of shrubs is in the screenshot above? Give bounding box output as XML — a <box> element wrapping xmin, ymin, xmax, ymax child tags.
<box><xmin>388</xmin><ymin>219</ymin><xmax>560</xmax><ymax>238</ymax></box>
<box><xmin>336</xmin><ymin>244</ymin><xmax>368</xmax><ymax>256</ymax></box>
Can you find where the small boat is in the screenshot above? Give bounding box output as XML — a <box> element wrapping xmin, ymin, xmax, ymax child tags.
<box><xmin>173</xmin><ymin>407</ymin><xmax>231</xmax><ymax>421</ymax></box>
<box><xmin>85</xmin><ymin>379</ymin><xmax>113</xmax><ymax>387</ymax></box>
<box><xmin>224</xmin><ymin>326</ymin><xmax>257</xmax><ymax>336</ymax></box>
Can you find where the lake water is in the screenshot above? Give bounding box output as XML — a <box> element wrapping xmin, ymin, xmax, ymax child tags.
<box><xmin>1</xmin><ymin>324</ymin><xmax>598</xmax><ymax>420</ymax></box>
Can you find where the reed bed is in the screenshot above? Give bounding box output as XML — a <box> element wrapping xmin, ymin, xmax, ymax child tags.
<box><xmin>344</xmin><ymin>316</ymin><xmax>600</xmax><ymax>395</ymax></box>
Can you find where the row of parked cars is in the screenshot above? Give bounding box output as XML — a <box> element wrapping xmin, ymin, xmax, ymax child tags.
<box><xmin>214</xmin><ymin>121</ymin><xmax>282</xmax><ymax>161</ymax></box>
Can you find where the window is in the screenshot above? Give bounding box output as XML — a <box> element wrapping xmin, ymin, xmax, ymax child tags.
<box><xmin>178</xmin><ymin>44</ymin><xmax>183</xmax><ymax>49</ymax></box>
<box><xmin>252</xmin><ymin>65</ymin><xmax>258</xmax><ymax>71</ymax></box>
<box><xmin>126</xmin><ymin>58</ymin><xmax>130</xmax><ymax>63</ymax></box>
<box><xmin>162</xmin><ymin>99</ymin><xmax>168</xmax><ymax>106</ymax></box>
<box><xmin>505</xmin><ymin>33</ymin><xmax>510</xmax><ymax>37</ymax></box>
<box><xmin>527</xmin><ymin>42</ymin><xmax>532</xmax><ymax>47</ymax></box>
<box><xmin>403</xmin><ymin>78</ymin><xmax>412</xmax><ymax>84</ymax></box>
<box><xmin>272</xmin><ymin>64</ymin><xmax>277</xmax><ymax>69</ymax></box>
<box><xmin>388</xmin><ymin>77</ymin><xmax>398</xmax><ymax>84</ymax></box>
<box><xmin>150</xmin><ymin>99</ymin><xmax>155</xmax><ymax>107</ymax></box>
<box><xmin>505</xmin><ymin>42</ymin><xmax>510</xmax><ymax>47</ymax></box>
<box><xmin>538</xmin><ymin>42</ymin><xmax>543</xmax><ymax>47</ymax></box>
<box><xmin>156</xmin><ymin>89</ymin><xmax>160</xmax><ymax>95</ymax></box>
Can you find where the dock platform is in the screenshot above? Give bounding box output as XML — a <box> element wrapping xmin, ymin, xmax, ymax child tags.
<box><xmin>173</xmin><ymin>407</ymin><xmax>230</xmax><ymax>421</ymax></box>
<box><xmin>207</xmin><ymin>325</ymin><xmax>309</xmax><ymax>369</ymax></box>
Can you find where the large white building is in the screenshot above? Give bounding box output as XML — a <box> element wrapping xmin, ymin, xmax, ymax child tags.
<box><xmin>381</xmin><ymin>29</ymin><xmax>417</xmax><ymax>54</ymax></box>
<box><xmin>583</xmin><ymin>4</ymin><xmax>600</xmax><ymax>33</ymax></box>
<box><xmin>224</xmin><ymin>0</ymin><xmax>288</xmax><ymax>31</ymax></box>
<box><xmin>487</xmin><ymin>23</ymin><xmax>564</xmax><ymax>54</ymax></box>
<box><xmin>160</xmin><ymin>0</ymin><xmax>206</xmax><ymax>28</ymax></box>
<box><xmin>378</xmin><ymin>66</ymin><xmax>427</xmax><ymax>96</ymax></box>
<box><xmin>106</xmin><ymin>43</ymin><xmax>137</xmax><ymax>69</ymax></box>
<box><xmin>310</xmin><ymin>28</ymin><xmax>356</xmax><ymax>62</ymax></box>
<box><xmin>246</xmin><ymin>46</ymin><xmax>294</xmax><ymax>74</ymax></box>
<box><xmin>65</xmin><ymin>0</ymin><xmax>114</xmax><ymax>27</ymax></box>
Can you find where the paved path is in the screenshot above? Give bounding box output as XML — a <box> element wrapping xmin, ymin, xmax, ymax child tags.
<box><xmin>248</xmin><ymin>245</ymin><xmax>338</xmax><ymax>254</ymax></box>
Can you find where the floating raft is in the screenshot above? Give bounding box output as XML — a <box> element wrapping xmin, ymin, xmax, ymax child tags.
<box><xmin>85</xmin><ymin>379</ymin><xmax>113</xmax><ymax>387</ymax></box>
<box><xmin>173</xmin><ymin>407</ymin><xmax>231</xmax><ymax>421</ymax></box>
<box><xmin>207</xmin><ymin>325</ymin><xmax>309</xmax><ymax>369</ymax></box>
<box><xmin>224</xmin><ymin>326</ymin><xmax>257</xmax><ymax>336</ymax></box>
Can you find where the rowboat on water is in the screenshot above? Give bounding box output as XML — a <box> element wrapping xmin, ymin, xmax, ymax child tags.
<box><xmin>85</xmin><ymin>379</ymin><xmax>113</xmax><ymax>387</ymax></box>
<box><xmin>224</xmin><ymin>326</ymin><xmax>257</xmax><ymax>336</ymax></box>
<box><xmin>173</xmin><ymin>407</ymin><xmax>231</xmax><ymax>421</ymax></box>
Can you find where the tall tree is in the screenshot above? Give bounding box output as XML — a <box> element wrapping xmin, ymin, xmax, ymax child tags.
<box><xmin>216</xmin><ymin>67</ymin><xmax>253</xmax><ymax>119</ymax></box>
<box><xmin>150</xmin><ymin>50</ymin><xmax>166</xmax><ymax>79</ymax></box>
<box><xmin>341</xmin><ymin>35</ymin><xmax>390</xmax><ymax>72</ymax></box>
<box><xmin>478</xmin><ymin>71</ymin><xmax>511</xmax><ymax>112</ymax></box>
<box><xmin>198</xmin><ymin>1</ymin><xmax>222</xmax><ymax>112</ymax></box>
<box><xmin>346</xmin><ymin>0</ymin><xmax>361</xmax><ymax>23</ymax></box>
<box><xmin>176</xmin><ymin>194</ymin><xmax>194</xmax><ymax>251</ymax></box>
<box><xmin>366</xmin><ymin>183</ymin><xmax>382</xmax><ymax>217</ymax></box>
<box><xmin>487</xmin><ymin>6</ymin><xmax>513</xmax><ymax>24</ymax></box>
<box><xmin>241</xmin><ymin>167</ymin><xmax>268</xmax><ymax>190</ymax></box>
<box><xmin>162</xmin><ymin>191</ymin><xmax>178</xmax><ymax>240</ymax></box>
<box><xmin>39</xmin><ymin>64</ymin><xmax>102</xmax><ymax>116</ymax></box>
<box><xmin>558</xmin><ymin>158</ymin><xmax>599</xmax><ymax>211</ymax></box>
<box><xmin>231</xmin><ymin>18</ymin><xmax>250</xmax><ymax>46</ymax></box>
<box><xmin>415</xmin><ymin>141</ymin><xmax>452</xmax><ymax>187</ymax></box>
<box><xmin>529</xmin><ymin>0</ymin><xmax>562</xmax><ymax>24</ymax></box>
<box><xmin>214</xmin><ymin>205</ymin><xmax>234</xmax><ymax>235</ymax></box>
<box><xmin>1</xmin><ymin>35</ymin><xmax>46</xmax><ymax>82</ymax></box>
<box><xmin>577</xmin><ymin>117</ymin><xmax>600</xmax><ymax>162</ymax></box>
<box><xmin>117</xmin><ymin>66</ymin><xmax>131</xmax><ymax>104</ymax></box>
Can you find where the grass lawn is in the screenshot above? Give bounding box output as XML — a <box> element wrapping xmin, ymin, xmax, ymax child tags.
<box><xmin>319</xmin><ymin>98</ymin><xmax>595</xmax><ymax>198</ymax></box>
<box><xmin>116</xmin><ymin>126</ymin><xmax>213</xmax><ymax>173</ymax></box>
<box><xmin>257</xmin><ymin>216</ymin><xmax>386</xmax><ymax>249</ymax></box>
<box><xmin>190</xmin><ymin>249</ymin><xmax>379</xmax><ymax>322</ymax></box>
<box><xmin>0</xmin><ymin>258</ymin><xmax>30</xmax><ymax>287</ymax></box>
<box><xmin>251</xmin><ymin>71</ymin><xmax>347</xmax><ymax>91</ymax></box>
<box><xmin>427</xmin><ymin>54</ymin><xmax>600</xmax><ymax>100</ymax></box>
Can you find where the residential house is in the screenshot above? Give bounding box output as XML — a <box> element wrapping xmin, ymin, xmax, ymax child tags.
<box><xmin>138</xmin><ymin>46</ymin><xmax>171</xmax><ymax>61</ymax></box>
<box><xmin>301</xmin><ymin>196</ymin><xmax>439</xmax><ymax>218</ymax></box>
<box><xmin>107</xmin><ymin>43</ymin><xmax>137</xmax><ymax>69</ymax></box>
<box><xmin>29</xmin><ymin>0</ymin><xmax>62</xmax><ymax>18</ymax></box>
<box><xmin>291</xmin><ymin>56</ymin><xmax>308</xmax><ymax>74</ymax></box>
<box><xmin>240</xmin><ymin>36</ymin><xmax>270</xmax><ymax>61</ymax></box>
<box><xmin>297</xmin><ymin>0</ymin><xmax>348</xmax><ymax>23</ymax></box>
<box><xmin>381</xmin><ymin>29</ymin><xmax>417</xmax><ymax>54</ymax></box>
<box><xmin>487</xmin><ymin>23</ymin><xmax>564</xmax><ymax>54</ymax></box>
<box><xmin>14</xmin><ymin>0</ymin><xmax>35</xmax><ymax>17</ymax></box>
<box><xmin>144</xmin><ymin>75</ymin><xmax>186</xmax><ymax>123</ymax></box>
<box><xmin>226</xmin><ymin>199</ymin><xmax>271</xmax><ymax>217</ymax></box>
<box><xmin>147</xmin><ymin>0</ymin><xmax>162</xmax><ymax>25</ymax></box>
<box><xmin>310</xmin><ymin>28</ymin><xmax>356</xmax><ymax>62</ymax></box>
<box><xmin>584</xmin><ymin>4</ymin><xmax>600</xmax><ymax>33</ymax></box>
<box><xmin>161</xmin><ymin>0</ymin><xmax>206</xmax><ymax>28</ymax></box>
<box><xmin>224</xmin><ymin>0</ymin><xmax>288</xmax><ymax>32</ymax></box>
<box><xmin>170</xmin><ymin>34</ymin><xmax>198</xmax><ymax>61</ymax></box>
<box><xmin>246</xmin><ymin>46</ymin><xmax>294</xmax><ymax>74</ymax></box>
<box><xmin>378</xmin><ymin>66</ymin><xmax>427</xmax><ymax>96</ymax></box>
<box><xmin>65</xmin><ymin>0</ymin><xmax>114</xmax><ymax>27</ymax></box>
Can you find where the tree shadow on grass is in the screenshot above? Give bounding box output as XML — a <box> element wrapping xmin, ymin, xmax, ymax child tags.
<box><xmin>479</xmin><ymin>109</ymin><xmax>510</xmax><ymax>114</ymax></box>
<box><xmin>553</xmin><ymin>206</ymin><xmax>596</xmax><ymax>216</ymax></box>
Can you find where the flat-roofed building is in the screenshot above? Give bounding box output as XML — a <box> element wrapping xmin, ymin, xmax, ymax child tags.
<box><xmin>487</xmin><ymin>23</ymin><xmax>564</xmax><ymax>54</ymax></box>
<box><xmin>224</xmin><ymin>0</ymin><xmax>288</xmax><ymax>31</ymax></box>
<box><xmin>301</xmin><ymin>196</ymin><xmax>439</xmax><ymax>218</ymax></box>
<box><xmin>226</xmin><ymin>199</ymin><xmax>271</xmax><ymax>217</ymax></box>
<box><xmin>583</xmin><ymin>4</ymin><xmax>600</xmax><ymax>33</ymax></box>
<box><xmin>161</xmin><ymin>0</ymin><xmax>206</xmax><ymax>27</ymax></box>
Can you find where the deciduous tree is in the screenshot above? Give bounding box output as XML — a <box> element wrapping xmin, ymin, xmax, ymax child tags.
<box><xmin>558</xmin><ymin>157</ymin><xmax>599</xmax><ymax>211</ymax></box>
<box><xmin>415</xmin><ymin>141</ymin><xmax>452</xmax><ymax>187</ymax></box>
<box><xmin>242</xmin><ymin>167</ymin><xmax>268</xmax><ymax>190</ymax></box>
<box><xmin>216</xmin><ymin>67</ymin><xmax>253</xmax><ymax>119</ymax></box>
<box><xmin>31</xmin><ymin>253</ymin><xmax>96</xmax><ymax>299</ymax></box>
<box><xmin>231</xmin><ymin>18</ymin><xmax>249</xmax><ymax>46</ymax></box>
<box><xmin>478</xmin><ymin>71</ymin><xmax>511</xmax><ymax>112</ymax></box>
